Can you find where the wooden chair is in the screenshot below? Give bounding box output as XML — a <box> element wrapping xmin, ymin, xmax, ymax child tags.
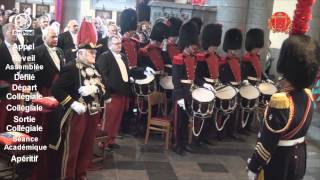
<box><xmin>144</xmin><ymin>91</ymin><xmax>171</xmax><ymax>150</ymax></box>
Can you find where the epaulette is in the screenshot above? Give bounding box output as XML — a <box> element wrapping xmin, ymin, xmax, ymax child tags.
<box><xmin>196</xmin><ymin>52</ymin><xmax>205</xmax><ymax>62</ymax></box>
<box><xmin>139</xmin><ymin>47</ymin><xmax>148</xmax><ymax>56</ymax></box>
<box><xmin>242</xmin><ymin>53</ymin><xmax>251</xmax><ymax>62</ymax></box>
<box><xmin>130</xmin><ymin>37</ymin><xmax>140</xmax><ymax>43</ymax></box>
<box><xmin>218</xmin><ymin>58</ymin><xmax>227</xmax><ymax>65</ymax></box>
<box><xmin>173</xmin><ymin>54</ymin><xmax>184</xmax><ymax>65</ymax></box>
<box><xmin>264</xmin><ymin>93</ymin><xmax>294</xmax><ymax>134</ymax></box>
<box><xmin>269</xmin><ymin>92</ymin><xmax>290</xmax><ymax>109</ymax></box>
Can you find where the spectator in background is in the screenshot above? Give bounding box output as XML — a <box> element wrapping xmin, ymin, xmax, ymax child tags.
<box><xmin>93</xmin><ymin>16</ymin><xmax>107</xmax><ymax>39</ymax></box>
<box><xmin>96</xmin><ymin>23</ymin><xmax>119</xmax><ymax>58</ymax></box>
<box><xmin>58</xmin><ymin>19</ymin><xmax>79</xmax><ymax>63</ymax></box>
<box><xmin>33</xmin><ymin>15</ymin><xmax>49</xmax><ymax>46</ymax></box>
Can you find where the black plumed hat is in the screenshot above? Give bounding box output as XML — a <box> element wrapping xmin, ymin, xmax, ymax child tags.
<box><xmin>201</xmin><ymin>23</ymin><xmax>222</xmax><ymax>50</ymax></box>
<box><xmin>167</xmin><ymin>17</ymin><xmax>182</xmax><ymax>37</ymax></box>
<box><xmin>245</xmin><ymin>28</ymin><xmax>264</xmax><ymax>51</ymax></box>
<box><xmin>150</xmin><ymin>22</ymin><xmax>169</xmax><ymax>42</ymax></box>
<box><xmin>223</xmin><ymin>28</ymin><xmax>243</xmax><ymax>52</ymax></box>
<box><xmin>120</xmin><ymin>8</ymin><xmax>137</xmax><ymax>35</ymax></box>
<box><xmin>189</xmin><ymin>17</ymin><xmax>202</xmax><ymax>35</ymax></box>
<box><xmin>178</xmin><ymin>21</ymin><xmax>199</xmax><ymax>50</ymax></box>
<box><xmin>277</xmin><ymin>35</ymin><xmax>320</xmax><ymax>90</ymax></box>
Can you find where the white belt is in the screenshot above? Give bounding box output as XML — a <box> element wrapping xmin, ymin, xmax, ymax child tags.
<box><xmin>204</xmin><ymin>77</ymin><xmax>218</xmax><ymax>83</ymax></box>
<box><xmin>181</xmin><ymin>79</ymin><xmax>193</xmax><ymax>84</ymax></box>
<box><xmin>164</xmin><ymin>64</ymin><xmax>172</xmax><ymax>68</ymax></box>
<box><xmin>154</xmin><ymin>70</ymin><xmax>163</xmax><ymax>75</ymax></box>
<box><xmin>248</xmin><ymin>76</ymin><xmax>259</xmax><ymax>81</ymax></box>
<box><xmin>278</xmin><ymin>137</ymin><xmax>305</xmax><ymax>147</ymax></box>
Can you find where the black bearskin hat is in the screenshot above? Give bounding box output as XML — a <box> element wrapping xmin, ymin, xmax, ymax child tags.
<box><xmin>223</xmin><ymin>28</ymin><xmax>243</xmax><ymax>52</ymax></box>
<box><xmin>245</xmin><ymin>28</ymin><xmax>264</xmax><ymax>51</ymax></box>
<box><xmin>178</xmin><ymin>21</ymin><xmax>199</xmax><ymax>50</ymax></box>
<box><xmin>149</xmin><ymin>22</ymin><xmax>169</xmax><ymax>42</ymax></box>
<box><xmin>277</xmin><ymin>35</ymin><xmax>320</xmax><ymax>90</ymax></box>
<box><xmin>189</xmin><ymin>17</ymin><xmax>203</xmax><ymax>35</ymax></box>
<box><xmin>120</xmin><ymin>8</ymin><xmax>137</xmax><ymax>35</ymax></box>
<box><xmin>201</xmin><ymin>23</ymin><xmax>222</xmax><ymax>50</ymax></box>
<box><xmin>167</xmin><ymin>17</ymin><xmax>182</xmax><ymax>37</ymax></box>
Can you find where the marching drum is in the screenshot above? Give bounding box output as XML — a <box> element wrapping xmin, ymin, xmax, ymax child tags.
<box><xmin>239</xmin><ymin>85</ymin><xmax>260</xmax><ymax>109</ymax></box>
<box><xmin>239</xmin><ymin>84</ymin><xmax>260</xmax><ymax>128</ymax></box>
<box><xmin>132</xmin><ymin>74</ymin><xmax>156</xmax><ymax>97</ymax></box>
<box><xmin>215</xmin><ymin>85</ymin><xmax>238</xmax><ymax>112</ymax></box>
<box><xmin>190</xmin><ymin>87</ymin><xmax>215</xmax><ymax>136</ymax></box>
<box><xmin>159</xmin><ymin>76</ymin><xmax>174</xmax><ymax>90</ymax></box>
<box><xmin>214</xmin><ymin>85</ymin><xmax>238</xmax><ymax>131</ymax></box>
<box><xmin>258</xmin><ymin>82</ymin><xmax>278</xmax><ymax>105</ymax></box>
<box><xmin>191</xmin><ymin>87</ymin><xmax>215</xmax><ymax>118</ymax></box>
<box><xmin>131</xmin><ymin>70</ymin><xmax>156</xmax><ymax>114</ymax></box>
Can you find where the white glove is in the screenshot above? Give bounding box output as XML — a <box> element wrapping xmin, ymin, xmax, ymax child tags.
<box><xmin>242</xmin><ymin>80</ymin><xmax>249</xmax><ymax>85</ymax></box>
<box><xmin>105</xmin><ymin>98</ymin><xmax>112</xmax><ymax>104</ymax></box>
<box><xmin>203</xmin><ymin>83</ymin><xmax>215</xmax><ymax>92</ymax></box>
<box><xmin>130</xmin><ymin>77</ymin><xmax>135</xmax><ymax>83</ymax></box>
<box><xmin>247</xmin><ymin>170</ymin><xmax>257</xmax><ymax>180</ymax></box>
<box><xmin>70</xmin><ymin>101</ymin><xmax>86</xmax><ymax>115</ymax></box>
<box><xmin>177</xmin><ymin>98</ymin><xmax>186</xmax><ymax>110</ymax></box>
<box><xmin>145</xmin><ymin>67</ymin><xmax>155</xmax><ymax>75</ymax></box>
<box><xmin>78</xmin><ymin>85</ymin><xmax>98</xmax><ymax>96</ymax></box>
<box><xmin>266</xmin><ymin>79</ymin><xmax>274</xmax><ymax>84</ymax></box>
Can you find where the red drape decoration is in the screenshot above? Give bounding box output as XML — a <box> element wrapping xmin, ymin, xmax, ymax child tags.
<box><xmin>54</xmin><ymin>0</ymin><xmax>63</xmax><ymax>23</ymax></box>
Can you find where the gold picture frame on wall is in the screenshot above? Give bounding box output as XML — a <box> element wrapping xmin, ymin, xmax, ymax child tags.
<box><xmin>36</xmin><ymin>4</ymin><xmax>50</xmax><ymax>17</ymax></box>
<box><xmin>19</xmin><ymin>3</ymin><xmax>33</xmax><ymax>15</ymax></box>
<box><xmin>95</xmin><ymin>10</ymin><xmax>112</xmax><ymax>20</ymax></box>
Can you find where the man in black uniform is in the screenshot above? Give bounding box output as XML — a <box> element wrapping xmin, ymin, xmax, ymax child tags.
<box><xmin>57</xmin><ymin>20</ymin><xmax>79</xmax><ymax>63</ymax></box>
<box><xmin>96</xmin><ymin>35</ymin><xmax>130</xmax><ymax>149</ymax></box>
<box><xmin>50</xmin><ymin>19</ymin><xmax>105</xmax><ymax>180</ymax></box>
<box><xmin>247</xmin><ymin>35</ymin><xmax>319</xmax><ymax>180</ymax></box>
<box><xmin>172</xmin><ymin>21</ymin><xmax>199</xmax><ymax>155</ymax></box>
<box><xmin>32</xmin><ymin>26</ymin><xmax>64</xmax><ymax>96</ymax></box>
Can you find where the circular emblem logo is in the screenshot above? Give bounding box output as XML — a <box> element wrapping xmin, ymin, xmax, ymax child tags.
<box><xmin>268</xmin><ymin>12</ymin><xmax>292</xmax><ymax>33</ymax></box>
<box><xmin>14</xmin><ymin>13</ymin><xmax>32</xmax><ymax>30</ymax></box>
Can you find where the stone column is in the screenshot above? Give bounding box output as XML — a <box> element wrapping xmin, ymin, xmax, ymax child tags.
<box><xmin>60</xmin><ymin>0</ymin><xmax>81</xmax><ymax>30</ymax></box>
<box><xmin>308</xmin><ymin>0</ymin><xmax>320</xmax><ymax>41</ymax></box>
<box><xmin>245</xmin><ymin>0</ymin><xmax>274</xmax><ymax>66</ymax></box>
<box><xmin>216</xmin><ymin>0</ymin><xmax>249</xmax><ymax>32</ymax></box>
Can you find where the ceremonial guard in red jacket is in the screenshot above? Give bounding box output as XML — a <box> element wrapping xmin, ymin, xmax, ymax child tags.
<box><xmin>247</xmin><ymin>34</ymin><xmax>319</xmax><ymax>180</ymax></box>
<box><xmin>119</xmin><ymin>8</ymin><xmax>141</xmax><ymax>134</ymax></box>
<box><xmin>240</xmin><ymin>28</ymin><xmax>266</xmax><ymax>133</ymax></box>
<box><xmin>120</xmin><ymin>8</ymin><xmax>140</xmax><ymax>69</ymax></box>
<box><xmin>50</xmin><ymin>19</ymin><xmax>105</xmax><ymax>180</ymax></box>
<box><xmin>195</xmin><ymin>23</ymin><xmax>222</xmax><ymax>145</ymax></box>
<box><xmin>138</xmin><ymin>21</ymin><xmax>169</xmax><ymax>86</ymax></box>
<box><xmin>218</xmin><ymin>28</ymin><xmax>243</xmax><ymax>140</ymax></box>
<box><xmin>162</xmin><ymin>17</ymin><xmax>182</xmax><ymax>75</ymax></box>
<box><xmin>161</xmin><ymin>17</ymin><xmax>182</xmax><ymax>115</ymax></box>
<box><xmin>172</xmin><ymin>21</ymin><xmax>199</xmax><ymax>155</ymax></box>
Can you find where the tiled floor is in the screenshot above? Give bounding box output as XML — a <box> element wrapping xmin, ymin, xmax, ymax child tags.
<box><xmin>88</xmin><ymin>125</ymin><xmax>320</xmax><ymax>180</ymax></box>
<box><xmin>1</xmin><ymin>112</ymin><xmax>319</xmax><ymax>180</ymax></box>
